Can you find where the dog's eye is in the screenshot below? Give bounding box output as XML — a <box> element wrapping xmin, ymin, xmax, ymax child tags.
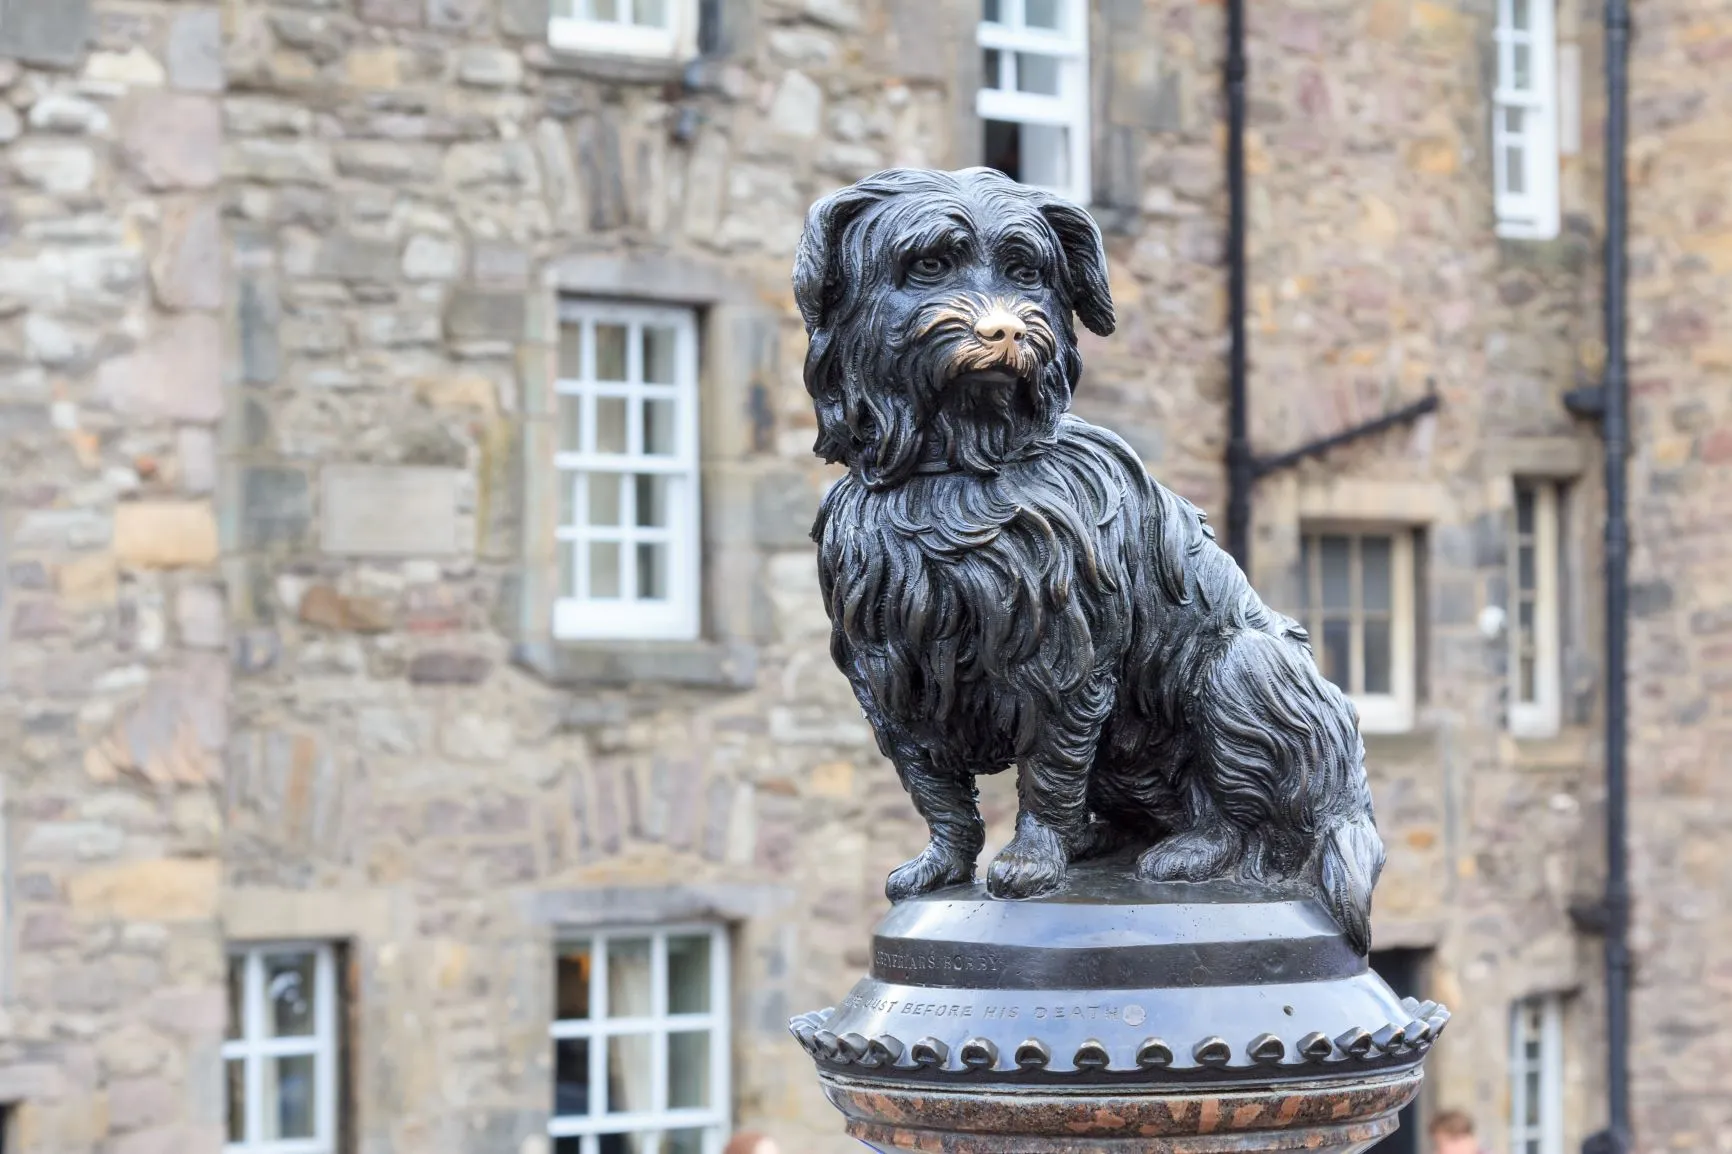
<box><xmin>908</xmin><ymin>255</ymin><xmax>952</xmax><ymax>282</ymax></box>
<box><xmin>1006</xmin><ymin>263</ymin><xmax>1042</xmax><ymax>287</ymax></box>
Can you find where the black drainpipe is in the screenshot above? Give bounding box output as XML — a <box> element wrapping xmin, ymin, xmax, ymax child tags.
<box><xmin>1224</xmin><ymin>0</ymin><xmax>1252</xmax><ymax>568</ymax></box>
<box><xmin>1596</xmin><ymin>0</ymin><xmax>1633</xmax><ymax>1145</ymax></box>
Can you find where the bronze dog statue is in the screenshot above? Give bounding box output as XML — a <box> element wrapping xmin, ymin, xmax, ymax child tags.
<box><xmin>795</xmin><ymin>167</ymin><xmax>1384</xmax><ymax>954</ymax></box>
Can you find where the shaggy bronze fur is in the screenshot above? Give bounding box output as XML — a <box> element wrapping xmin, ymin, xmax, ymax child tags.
<box><xmin>795</xmin><ymin>168</ymin><xmax>1384</xmax><ymax>954</ymax></box>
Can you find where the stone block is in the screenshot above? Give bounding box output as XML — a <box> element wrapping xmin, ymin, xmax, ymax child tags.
<box><xmin>96</xmin><ymin>314</ymin><xmax>222</xmax><ymax>422</ymax></box>
<box><xmin>68</xmin><ymin>858</ymin><xmax>219</xmax><ymax>921</ymax></box>
<box><xmin>359</xmin><ymin>0</ymin><xmax>421</xmax><ymax>25</ymax></box>
<box><xmin>119</xmin><ymin>92</ymin><xmax>221</xmax><ymax>190</ymax></box>
<box><xmin>320</xmin><ymin>465</ymin><xmax>462</xmax><ymax>556</ymax></box>
<box><xmin>445</xmin><ymin>289</ymin><xmax>527</xmax><ymax>341</ymax></box>
<box><xmin>500</xmin><ymin>0</ymin><xmax>550</xmax><ymax>38</ymax></box>
<box><xmin>314</xmin><ymin>235</ymin><xmax>399</xmax><ymax>283</ymax></box>
<box><xmin>239</xmin><ymin>466</ymin><xmax>312</xmax><ymax>550</ymax></box>
<box><xmin>769</xmin><ymin>71</ymin><xmax>823</xmax><ymax>138</ymax></box>
<box><xmin>114</xmin><ymin>503</ymin><xmax>219</xmax><ymax>569</ymax></box>
<box><xmin>27</xmin><ymin>92</ymin><xmax>110</xmax><ymax>133</ymax></box>
<box><xmin>58</xmin><ymin>551</ymin><xmax>118</xmax><ymax>606</ymax></box>
<box><xmin>575</xmin><ymin>115</ymin><xmax>626</xmax><ymax>231</ymax></box>
<box><xmin>108</xmin><ymin>1077</ymin><xmax>177</xmax><ymax>1132</ymax></box>
<box><xmin>298</xmin><ymin>585</ymin><xmax>394</xmax><ymax>633</ymax></box>
<box><xmin>150</xmin><ymin>199</ymin><xmax>222</xmax><ymax>311</ymax></box>
<box><xmin>175</xmin><ymin>584</ymin><xmax>226</xmax><ymax>649</ymax></box>
<box><xmin>10</xmin><ymin>140</ymin><xmax>95</xmax><ymax>193</ymax></box>
<box><xmin>402</xmin><ymin>234</ymin><xmax>464</xmax><ymax>281</ymax></box>
<box><xmin>753</xmin><ymin>472</ymin><xmax>821</xmax><ymax>548</ymax></box>
<box><xmin>334</xmin><ymin>141</ymin><xmax>442</xmax><ymax>183</ymax></box>
<box><xmin>427</xmin><ymin>0</ymin><xmax>489</xmax><ymax>30</ymax></box>
<box><xmin>236</xmin><ymin>275</ymin><xmax>281</xmax><ymax>385</ymax></box>
<box><xmin>166</xmin><ymin>7</ymin><xmax>222</xmax><ymax>92</ymax></box>
<box><xmin>408</xmin><ymin>650</ymin><xmax>491</xmax><ymax>685</ymax></box>
<box><xmin>458</xmin><ymin>46</ymin><xmax>524</xmax><ymax>88</ymax></box>
<box><xmin>0</xmin><ymin>0</ymin><xmax>92</xmax><ymax>67</ymax></box>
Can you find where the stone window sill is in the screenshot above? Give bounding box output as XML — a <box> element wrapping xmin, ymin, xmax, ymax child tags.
<box><xmin>523</xmin><ymin>43</ymin><xmax>691</xmax><ymax>84</ymax></box>
<box><xmin>1361</xmin><ymin>725</ymin><xmax>1439</xmax><ymax>763</ymax></box>
<box><xmin>1501</xmin><ymin>726</ymin><xmax>1594</xmax><ymax>770</ymax></box>
<box><xmin>512</xmin><ymin>638</ymin><xmax>757</xmax><ymax>690</ymax></box>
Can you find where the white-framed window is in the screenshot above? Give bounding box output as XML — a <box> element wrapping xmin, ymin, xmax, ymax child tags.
<box><xmin>548</xmin><ymin>0</ymin><xmax>697</xmax><ymax>60</ymax></box>
<box><xmin>1510</xmin><ymin>994</ymin><xmax>1565</xmax><ymax>1154</ymax></box>
<box><xmin>1493</xmin><ymin>0</ymin><xmax>1560</xmax><ymax>239</ymax></box>
<box><xmin>224</xmin><ymin>943</ymin><xmax>340</xmax><ymax>1154</ymax></box>
<box><xmin>555</xmin><ymin>301</ymin><xmax>702</xmax><ymax>643</ymax></box>
<box><xmin>1300</xmin><ymin>528</ymin><xmax>1417</xmax><ymax>734</ymax></box>
<box><xmin>550</xmin><ymin>924</ymin><xmax>731</xmax><ymax>1154</ymax></box>
<box><xmin>1509</xmin><ymin>480</ymin><xmax>1564</xmax><ymax>738</ymax></box>
<box><xmin>978</xmin><ymin>0</ymin><xmax>1091</xmax><ymax>204</ymax></box>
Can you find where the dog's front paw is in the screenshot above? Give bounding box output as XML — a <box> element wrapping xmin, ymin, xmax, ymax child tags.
<box><xmin>886</xmin><ymin>843</ymin><xmax>976</xmax><ymax>902</ymax></box>
<box><xmin>986</xmin><ymin>822</ymin><xmax>1067</xmax><ymax>899</ymax></box>
<box><xmin>1136</xmin><ymin>827</ymin><xmax>1241</xmax><ymax>883</ymax></box>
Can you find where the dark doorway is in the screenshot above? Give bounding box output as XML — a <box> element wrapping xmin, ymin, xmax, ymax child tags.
<box><xmin>1369</xmin><ymin>948</ymin><xmax>1429</xmax><ymax>1154</ymax></box>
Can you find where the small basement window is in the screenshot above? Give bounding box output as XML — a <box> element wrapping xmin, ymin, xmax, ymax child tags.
<box><xmin>548</xmin><ymin>0</ymin><xmax>698</xmax><ymax>60</ymax></box>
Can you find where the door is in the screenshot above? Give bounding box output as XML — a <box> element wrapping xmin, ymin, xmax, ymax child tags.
<box><xmin>1369</xmin><ymin>949</ymin><xmax>1429</xmax><ymax>1154</ymax></box>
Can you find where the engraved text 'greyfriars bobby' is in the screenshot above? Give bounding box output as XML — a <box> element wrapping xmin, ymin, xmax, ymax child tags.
<box><xmin>794</xmin><ymin>167</ymin><xmax>1384</xmax><ymax>955</ymax></box>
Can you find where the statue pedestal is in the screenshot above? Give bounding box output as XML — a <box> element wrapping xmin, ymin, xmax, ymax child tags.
<box><xmin>791</xmin><ymin>862</ymin><xmax>1447</xmax><ymax>1153</ymax></box>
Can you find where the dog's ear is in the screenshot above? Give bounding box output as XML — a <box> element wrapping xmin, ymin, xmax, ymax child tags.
<box><xmin>1039</xmin><ymin>197</ymin><xmax>1116</xmax><ymax>337</ymax></box>
<box><xmin>793</xmin><ymin>183</ymin><xmax>882</xmax><ymax>331</ymax></box>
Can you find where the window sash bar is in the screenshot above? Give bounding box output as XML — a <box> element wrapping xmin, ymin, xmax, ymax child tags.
<box><xmin>547</xmin><ymin>1108</ymin><xmax>726</xmax><ymax>1138</ymax></box>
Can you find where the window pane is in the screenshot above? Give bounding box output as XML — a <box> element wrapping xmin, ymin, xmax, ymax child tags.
<box><xmin>588</xmin><ymin>473</ymin><xmax>624</xmax><ymax>527</ymax></box>
<box><xmin>226</xmin><ymin>1058</ymin><xmax>246</xmax><ymax>1142</ymax></box>
<box><xmin>636</xmin><ymin>544</ymin><xmax>668</xmax><ymax>601</ymax></box>
<box><xmin>607</xmin><ymin>1034</ymin><xmax>654</xmax><ymax>1115</ymax></box>
<box><xmin>642</xmin><ymin>325</ymin><xmax>677</xmax><ymax>384</ymax></box>
<box><xmin>635</xmin><ymin>475</ymin><xmax>668</xmax><ymax>528</ymax></box>
<box><xmin>559</xmin><ymin>541</ymin><xmax>577</xmax><ymax>599</ymax></box>
<box><xmin>559</xmin><ymin>394</ymin><xmax>583</xmax><ymax>452</ymax></box>
<box><xmin>1513</xmin><ymin>44</ymin><xmax>1531</xmax><ymax>89</ymax></box>
<box><xmin>1518</xmin><ymin>598</ymin><xmax>1535</xmax><ymax>632</ymax></box>
<box><xmin>264</xmin><ymin>951</ymin><xmax>317</xmax><ymax>1037</ymax></box>
<box><xmin>596</xmin><ymin>397</ymin><xmax>628</xmax><ymax>453</ymax></box>
<box><xmin>1024</xmin><ymin>0</ymin><xmax>1059</xmax><ymax>28</ymax></box>
<box><xmin>593</xmin><ymin>0</ymin><xmax>619</xmax><ymax>23</ymax></box>
<box><xmin>1517</xmin><ymin>486</ymin><xmax>1536</xmax><ymax>534</ymax></box>
<box><xmin>597</xmin><ymin>1136</ymin><xmax>653</xmax><ymax>1154</ymax></box>
<box><xmin>1524</xmin><ymin>1069</ymin><xmax>1542</xmax><ymax>1125</ymax></box>
<box><xmin>984</xmin><ymin>119</ymin><xmax>1021</xmax><ymax>182</ymax></box>
<box><xmin>1320</xmin><ymin>537</ymin><xmax>1352</xmax><ymax>610</ymax></box>
<box><xmin>1520</xmin><ymin>655</ymin><xmax>1537</xmax><ymax>702</ymax></box>
<box><xmin>554</xmin><ymin>1037</ymin><xmax>591</xmax><ymax>1118</ymax></box>
<box><xmin>1361</xmin><ymin>537</ymin><xmax>1393</xmax><ymax>613</ymax></box>
<box><xmin>668</xmin><ymin>1132</ymin><xmax>707</xmax><ymax>1154</ymax></box>
<box><xmin>1018</xmin><ymin>121</ymin><xmax>1069</xmax><ymax>189</ymax></box>
<box><xmin>982</xmin><ymin>0</ymin><xmax>1000</xmax><ymax>22</ymax></box>
<box><xmin>1504</xmin><ymin>106</ymin><xmax>1525</xmax><ymax>136</ymax></box>
<box><xmin>643</xmin><ymin>399</ymin><xmax>677</xmax><ymax>455</ymax></box>
<box><xmin>263</xmin><ymin>1054</ymin><xmax>316</xmax><ymax>1140</ymax></box>
<box><xmin>556</xmin><ymin>940</ymin><xmax>592</xmax><ymax>1020</ymax></box>
<box><xmin>1505</xmin><ymin>146</ymin><xmax>1526</xmax><ymax>194</ymax></box>
<box><xmin>1321</xmin><ymin>618</ymin><xmax>1351</xmax><ymax>690</ymax></box>
<box><xmin>1512</xmin><ymin>0</ymin><xmax>1530</xmax><ymax>29</ymax></box>
<box><xmin>607</xmin><ymin>938</ymin><xmax>653</xmax><ymax>1017</ymax></box>
<box><xmin>590</xmin><ymin>542</ymin><xmax>622</xmax><ymax>598</ymax></box>
<box><xmin>667</xmin><ymin>934</ymin><xmax>712</xmax><ymax>1013</ymax></box>
<box><xmin>1519</xmin><ymin>543</ymin><xmax>1536</xmax><ymax>590</ymax></box>
<box><xmin>595</xmin><ymin>324</ymin><xmax>628</xmax><ymax>382</ymax></box>
<box><xmin>559</xmin><ymin>325</ymin><xmax>585</xmax><ymax>379</ymax></box>
<box><xmin>1016</xmin><ymin>52</ymin><xmax>1060</xmax><ymax>95</ymax></box>
<box><xmin>559</xmin><ymin>471</ymin><xmax>576</xmax><ymax>529</ymax></box>
<box><xmin>668</xmin><ymin>1031</ymin><xmax>711</xmax><ymax>1109</ymax></box>
<box><xmin>982</xmin><ymin>48</ymin><xmax>1002</xmax><ymax>89</ymax></box>
<box><xmin>634</xmin><ymin>0</ymin><xmax>666</xmax><ymax>27</ymax></box>
<box><xmin>1364</xmin><ymin>617</ymin><xmax>1392</xmax><ymax>695</ymax></box>
<box><xmin>227</xmin><ymin>956</ymin><xmax>244</xmax><ymax>1041</ymax></box>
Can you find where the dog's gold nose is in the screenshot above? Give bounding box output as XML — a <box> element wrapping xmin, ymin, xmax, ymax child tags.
<box><xmin>973</xmin><ymin>311</ymin><xmax>1027</xmax><ymax>350</ymax></box>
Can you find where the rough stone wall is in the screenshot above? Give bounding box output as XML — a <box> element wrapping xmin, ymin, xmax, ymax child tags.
<box><xmin>1622</xmin><ymin>0</ymin><xmax>1732</xmax><ymax>1147</ymax></box>
<box><xmin>0</xmin><ymin>1</ymin><xmax>228</xmax><ymax>1152</ymax></box>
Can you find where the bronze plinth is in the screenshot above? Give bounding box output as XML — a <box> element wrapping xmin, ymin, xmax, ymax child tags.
<box><xmin>791</xmin><ymin>863</ymin><xmax>1446</xmax><ymax>1152</ymax></box>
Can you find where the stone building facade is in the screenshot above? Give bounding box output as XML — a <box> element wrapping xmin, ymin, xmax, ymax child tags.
<box><xmin>0</xmin><ymin>0</ymin><xmax>1726</xmax><ymax>1152</ymax></box>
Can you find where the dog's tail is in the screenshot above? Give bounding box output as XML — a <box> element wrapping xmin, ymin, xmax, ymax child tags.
<box><xmin>1319</xmin><ymin>810</ymin><xmax>1384</xmax><ymax>956</ymax></box>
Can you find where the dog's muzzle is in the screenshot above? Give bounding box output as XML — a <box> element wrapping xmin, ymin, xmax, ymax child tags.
<box><xmin>918</xmin><ymin>294</ymin><xmax>1057</xmax><ymax>384</ymax></box>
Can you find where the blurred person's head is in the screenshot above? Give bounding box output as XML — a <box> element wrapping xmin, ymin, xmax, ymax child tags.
<box><xmin>1428</xmin><ymin>1110</ymin><xmax>1479</xmax><ymax>1154</ymax></box>
<box><xmin>723</xmin><ymin>1134</ymin><xmax>779</xmax><ymax>1154</ymax></box>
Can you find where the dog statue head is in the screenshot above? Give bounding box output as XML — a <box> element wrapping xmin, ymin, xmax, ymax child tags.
<box><xmin>794</xmin><ymin>168</ymin><xmax>1115</xmax><ymax>489</ymax></box>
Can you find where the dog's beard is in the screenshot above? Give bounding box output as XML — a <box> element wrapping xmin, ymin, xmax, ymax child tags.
<box><xmin>820</xmin><ymin>296</ymin><xmax>1074</xmax><ymax>488</ymax></box>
